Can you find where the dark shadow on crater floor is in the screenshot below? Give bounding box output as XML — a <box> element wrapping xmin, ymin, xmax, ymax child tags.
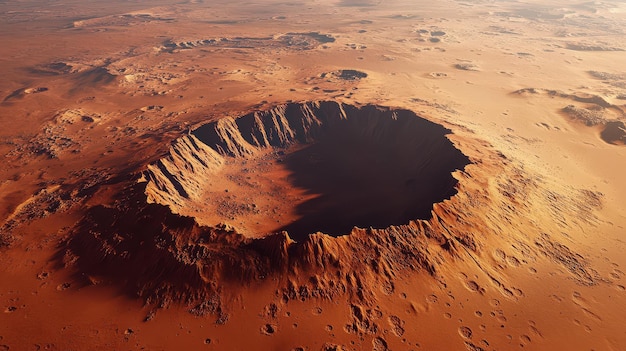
<box><xmin>275</xmin><ymin>106</ymin><xmax>470</xmax><ymax>241</ymax></box>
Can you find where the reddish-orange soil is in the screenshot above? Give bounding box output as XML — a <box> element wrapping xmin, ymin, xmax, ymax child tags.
<box><xmin>1</xmin><ymin>0</ymin><xmax>626</xmax><ymax>350</ymax></box>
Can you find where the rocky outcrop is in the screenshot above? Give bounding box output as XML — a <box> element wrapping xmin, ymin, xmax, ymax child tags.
<box><xmin>143</xmin><ymin>134</ymin><xmax>224</xmax><ymax>207</ymax></box>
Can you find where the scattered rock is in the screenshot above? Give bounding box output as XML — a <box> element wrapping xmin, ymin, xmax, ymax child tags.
<box><xmin>56</xmin><ymin>282</ymin><xmax>71</xmax><ymax>291</ymax></box>
<box><xmin>372</xmin><ymin>337</ymin><xmax>389</xmax><ymax>351</ymax></box>
<box><xmin>24</xmin><ymin>87</ymin><xmax>49</xmax><ymax>94</ymax></box>
<box><xmin>566</xmin><ymin>43</ymin><xmax>623</xmax><ymax>51</ymax></box>
<box><xmin>454</xmin><ymin>63</ymin><xmax>479</xmax><ymax>71</ymax></box>
<box><xmin>335</xmin><ymin>69</ymin><xmax>368</xmax><ymax>80</ymax></box>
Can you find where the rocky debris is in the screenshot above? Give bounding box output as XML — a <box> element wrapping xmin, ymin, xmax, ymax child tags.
<box><xmin>566</xmin><ymin>42</ymin><xmax>624</xmax><ymax>51</ymax></box>
<box><xmin>160</xmin><ymin>32</ymin><xmax>334</xmax><ymax>52</ymax></box>
<box><xmin>534</xmin><ymin>233</ymin><xmax>603</xmax><ymax>286</ymax></box>
<box><xmin>388</xmin><ymin>315</ymin><xmax>405</xmax><ymax>336</ymax></box>
<box><xmin>486</xmin><ymin>26</ymin><xmax>520</xmax><ymax>35</ymax></box>
<box><xmin>2</xmin><ymin>87</ymin><xmax>48</xmax><ymax>102</ymax></box>
<box><xmin>492</xmin><ymin>8</ymin><xmax>566</xmax><ymax>20</ymax></box>
<box><xmin>281</xmin><ymin>32</ymin><xmax>335</xmax><ymax>46</ymax></box>
<box><xmin>454</xmin><ymin>63</ymin><xmax>479</xmax><ymax>71</ymax></box>
<box><xmin>561</xmin><ymin>105</ymin><xmax>605</xmax><ymax>126</ymax></box>
<box><xmin>512</xmin><ymin>88</ymin><xmax>620</xmax><ymax>110</ymax></box>
<box><xmin>1</xmin><ymin>185</ymin><xmax>67</xmax><ymax>236</ymax></box>
<box><xmin>587</xmin><ymin>71</ymin><xmax>625</xmax><ymax>81</ymax></box>
<box><xmin>464</xmin><ymin>341</ymin><xmax>486</xmax><ymax>351</ymax></box>
<box><xmin>561</xmin><ymin>105</ymin><xmax>625</xmax><ymax>145</ymax></box>
<box><xmin>24</xmin><ymin>87</ymin><xmax>49</xmax><ymax>94</ymax></box>
<box><xmin>5</xmin><ymin>108</ymin><xmax>108</xmax><ymax>160</ymax></box>
<box><xmin>0</xmin><ymin>232</ymin><xmax>13</xmax><ymax>248</ymax></box>
<box><xmin>73</xmin><ymin>12</ymin><xmax>174</xmax><ymax>28</ymax></box>
<box><xmin>321</xmin><ymin>343</ymin><xmax>347</xmax><ymax>351</ymax></box>
<box><xmin>335</xmin><ymin>70</ymin><xmax>367</xmax><ymax>80</ymax></box>
<box><xmin>372</xmin><ymin>337</ymin><xmax>389</xmax><ymax>351</ymax></box>
<box><xmin>345</xmin><ymin>304</ymin><xmax>381</xmax><ymax>336</ymax></box>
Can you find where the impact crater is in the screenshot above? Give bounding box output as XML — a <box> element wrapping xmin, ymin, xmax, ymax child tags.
<box><xmin>143</xmin><ymin>101</ymin><xmax>470</xmax><ymax>241</ymax></box>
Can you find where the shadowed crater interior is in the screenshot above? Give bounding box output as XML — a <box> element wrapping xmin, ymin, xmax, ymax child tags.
<box><xmin>145</xmin><ymin>101</ymin><xmax>470</xmax><ymax>241</ymax></box>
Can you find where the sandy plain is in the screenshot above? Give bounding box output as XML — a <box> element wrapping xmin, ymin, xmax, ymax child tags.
<box><xmin>1</xmin><ymin>0</ymin><xmax>626</xmax><ymax>350</ymax></box>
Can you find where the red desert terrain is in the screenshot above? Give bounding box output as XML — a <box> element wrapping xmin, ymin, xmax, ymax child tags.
<box><xmin>1</xmin><ymin>0</ymin><xmax>626</xmax><ymax>350</ymax></box>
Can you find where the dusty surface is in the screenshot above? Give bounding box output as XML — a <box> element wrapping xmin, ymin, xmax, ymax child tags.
<box><xmin>1</xmin><ymin>0</ymin><xmax>626</xmax><ymax>350</ymax></box>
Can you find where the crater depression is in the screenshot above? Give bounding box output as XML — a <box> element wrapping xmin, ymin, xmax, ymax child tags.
<box><xmin>143</xmin><ymin>101</ymin><xmax>470</xmax><ymax>241</ymax></box>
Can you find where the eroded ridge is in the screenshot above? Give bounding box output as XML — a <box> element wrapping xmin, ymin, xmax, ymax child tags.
<box><xmin>143</xmin><ymin>101</ymin><xmax>470</xmax><ymax>240</ymax></box>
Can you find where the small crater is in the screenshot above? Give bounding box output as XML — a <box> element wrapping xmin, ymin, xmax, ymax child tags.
<box><xmin>261</xmin><ymin>323</ymin><xmax>276</xmax><ymax>335</ymax></box>
<box><xmin>427</xmin><ymin>294</ymin><xmax>438</xmax><ymax>304</ymax></box>
<box><xmin>465</xmin><ymin>280</ymin><xmax>483</xmax><ymax>293</ymax></box>
<box><xmin>459</xmin><ymin>326</ymin><xmax>473</xmax><ymax>339</ymax></box>
<box><xmin>335</xmin><ymin>69</ymin><xmax>368</xmax><ymax>80</ymax></box>
<box><xmin>494</xmin><ymin>249</ymin><xmax>506</xmax><ymax>261</ymax></box>
<box><xmin>507</xmin><ymin>256</ymin><xmax>521</xmax><ymax>267</ymax></box>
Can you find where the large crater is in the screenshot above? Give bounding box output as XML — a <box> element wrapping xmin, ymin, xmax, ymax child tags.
<box><xmin>144</xmin><ymin>101</ymin><xmax>470</xmax><ymax>241</ymax></box>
